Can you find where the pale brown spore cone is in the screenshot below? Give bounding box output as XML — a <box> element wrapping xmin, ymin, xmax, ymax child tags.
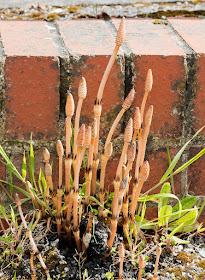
<box><xmin>133</xmin><ymin>107</ymin><xmax>141</xmax><ymax>130</ymax></box>
<box><xmin>138</xmin><ymin>160</ymin><xmax>150</xmax><ymax>183</ymax></box>
<box><xmin>127</xmin><ymin>142</ymin><xmax>136</xmax><ymax>163</ymax></box>
<box><xmin>77</xmin><ymin>124</ymin><xmax>85</xmax><ymax>148</ymax></box>
<box><xmin>45</xmin><ymin>162</ymin><xmax>54</xmax><ymax>191</ymax></box>
<box><xmin>145</xmin><ymin>105</ymin><xmax>153</xmax><ymax>127</ymax></box>
<box><xmin>78</xmin><ymin>77</ymin><xmax>87</xmax><ymax>99</ymax></box>
<box><xmin>145</xmin><ymin>69</ymin><xmax>153</xmax><ymax>94</ymax></box>
<box><xmin>65</xmin><ymin>92</ymin><xmax>75</xmax><ymax>117</ymax></box>
<box><xmin>56</xmin><ymin>140</ymin><xmax>64</xmax><ymax>157</ymax></box>
<box><xmin>25</xmin><ymin>181</ymin><xmax>39</xmax><ymax>209</ymax></box>
<box><xmin>43</xmin><ymin>148</ymin><xmax>50</xmax><ymax>163</ymax></box>
<box><xmin>124</xmin><ymin>118</ymin><xmax>133</xmax><ymax>143</ymax></box>
<box><xmin>122</xmin><ymin>88</ymin><xmax>135</xmax><ymax>111</ymax></box>
<box><xmin>116</xmin><ymin>17</ymin><xmax>126</xmax><ymax>47</ymax></box>
<box><xmin>84</xmin><ymin>126</ymin><xmax>91</xmax><ymax>149</ymax></box>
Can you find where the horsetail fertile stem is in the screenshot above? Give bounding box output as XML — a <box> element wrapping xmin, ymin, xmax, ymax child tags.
<box><xmin>117</xmin><ymin>142</ymin><xmax>136</xmax><ymax>216</ymax></box>
<box><xmin>30</xmin><ymin>251</ymin><xmax>36</xmax><ymax>280</ymax></box>
<box><xmin>56</xmin><ymin>139</ymin><xmax>64</xmax><ymax>237</ymax></box>
<box><xmin>130</xmin><ymin>161</ymin><xmax>150</xmax><ymax>223</ymax></box>
<box><xmin>98</xmin><ymin>142</ymin><xmax>113</xmax><ymax>217</ymax></box>
<box><xmin>132</xmin><ymin>107</ymin><xmax>141</xmax><ymax>143</ymax></box>
<box><xmin>139</xmin><ymin>105</ymin><xmax>153</xmax><ymax>167</ymax></box>
<box><xmin>73</xmin><ymin>124</ymin><xmax>85</xmax><ymax>252</ymax></box>
<box><xmin>73</xmin><ymin>77</ymin><xmax>87</xmax><ymax>158</ymax></box>
<box><xmin>140</xmin><ymin>69</ymin><xmax>153</xmax><ymax>124</ymax></box>
<box><xmin>65</xmin><ymin>93</ymin><xmax>74</xmax><ymax>198</ymax></box>
<box><xmin>105</xmin><ymin>88</ymin><xmax>135</xmax><ymax>148</ymax></box>
<box><xmin>138</xmin><ymin>255</ymin><xmax>145</xmax><ymax>280</ymax></box>
<box><xmin>107</xmin><ymin>118</ymin><xmax>133</xmax><ymax>252</ymax></box>
<box><xmin>92</xmin><ymin>17</ymin><xmax>126</xmax><ymax>196</ymax></box>
<box><xmin>82</xmin><ymin>212</ymin><xmax>95</xmax><ymax>254</ymax></box>
<box><xmin>15</xmin><ymin>194</ymin><xmax>51</xmax><ymax>280</ymax></box>
<box><xmin>84</xmin><ymin>118</ymin><xmax>97</xmax><ymax>208</ymax></box>
<box><xmin>118</xmin><ymin>243</ymin><xmax>125</xmax><ymax>280</ymax></box>
<box><xmin>153</xmin><ymin>244</ymin><xmax>162</xmax><ymax>280</ymax></box>
<box><xmin>25</xmin><ymin>181</ymin><xmax>39</xmax><ymax>210</ymax></box>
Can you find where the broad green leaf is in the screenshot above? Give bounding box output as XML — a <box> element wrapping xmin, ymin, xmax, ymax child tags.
<box><xmin>168</xmin><ymin>222</ymin><xmax>185</xmax><ymax>238</ymax></box>
<box><xmin>22</xmin><ymin>151</ymin><xmax>27</xmax><ymax>180</ymax></box>
<box><xmin>197</xmin><ymin>199</ymin><xmax>205</xmax><ymax>219</ymax></box>
<box><xmin>158</xmin><ymin>183</ymin><xmax>171</xmax><ymax>212</ymax></box>
<box><xmin>160</xmin><ymin>126</ymin><xmax>204</xmax><ymax>182</ymax></box>
<box><xmin>158</xmin><ymin>205</ymin><xmax>172</xmax><ymax>227</ymax></box>
<box><xmin>170</xmin><ymin>207</ymin><xmax>198</xmax><ymax>226</ymax></box>
<box><xmin>135</xmin><ymin>215</ymin><xmax>155</xmax><ymax>230</ymax></box>
<box><xmin>170</xmin><ymin>197</ymin><xmax>197</xmax><ymax>222</ymax></box>
<box><xmin>171</xmin><ymin>236</ymin><xmax>189</xmax><ymax>245</ymax></box>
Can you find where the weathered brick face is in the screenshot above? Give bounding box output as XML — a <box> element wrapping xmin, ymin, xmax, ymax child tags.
<box><xmin>0</xmin><ymin>18</ymin><xmax>204</xmax><ymax>222</ymax></box>
<box><xmin>5</xmin><ymin>56</ymin><xmax>59</xmax><ymax>140</ymax></box>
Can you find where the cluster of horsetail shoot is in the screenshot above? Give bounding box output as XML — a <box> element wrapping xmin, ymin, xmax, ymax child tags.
<box><xmin>14</xmin><ymin>17</ymin><xmax>155</xmax><ymax>279</ymax></box>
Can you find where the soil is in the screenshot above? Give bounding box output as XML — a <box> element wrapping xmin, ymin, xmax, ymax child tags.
<box><xmin>0</xmin><ymin>215</ymin><xmax>205</xmax><ymax>280</ymax></box>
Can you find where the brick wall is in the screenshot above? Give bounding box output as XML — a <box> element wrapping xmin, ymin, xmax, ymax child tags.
<box><xmin>0</xmin><ymin>18</ymin><xmax>204</xmax><ymax>220</ymax></box>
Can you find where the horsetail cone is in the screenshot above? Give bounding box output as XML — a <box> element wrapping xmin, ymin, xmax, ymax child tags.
<box><xmin>104</xmin><ymin>142</ymin><xmax>113</xmax><ymax>158</ymax></box>
<box><xmin>145</xmin><ymin>105</ymin><xmax>153</xmax><ymax>126</ymax></box>
<box><xmin>116</xmin><ymin>17</ymin><xmax>126</xmax><ymax>46</ymax></box>
<box><xmin>45</xmin><ymin>163</ymin><xmax>52</xmax><ymax>177</ymax></box>
<box><xmin>78</xmin><ymin>77</ymin><xmax>87</xmax><ymax>99</ymax></box>
<box><xmin>56</xmin><ymin>140</ymin><xmax>64</xmax><ymax>157</ymax></box>
<box><xmin>138</xmin><ymin>161</ymin><xmax>150</xmax><ymax>183</ymax></box>
<box><xmin>124</xmin><ymin>118</ymin><xmax>133</xmax><ymax>143</ymax></box>
<box><xmin>127</xmin><ymin>142</ymin><xmax>136</xmax><ymax>162</ymax></box>
<box><xmin>43</xmin><ymin>148</ymin><xmax>50</xmax><ymax>163</ymax></box>
<box><xmin>133</xmin><ymin>107</ymin><xmax>141</xmax><ymax>130</ymax></box>
<box><xmin>77</xmin><ymin>124</ymin><xmax>85</xmax><ymax>147</ymax></box>
<box><xmin>65</xmin><ymin>92</ymin><xmax>75</xmax><ymax>117</ymax></box>
<box><xmin>122</xmin><ymin>88</ymin><xmax>135</xmax><ymax>110</ymax></box>
<box><xmin>91</xmin><ymin>118</ymin><xmax>97</xmax><ymax>139</ymax></box>
<box><xmin>145</xmin><ymin>69</ymin><xmax>153</xmax><ymax>93</ymax></box>
<box><xmin>84</xmin><ymin>126</ymin><xmax>91</xmax><ymax>148</ymax></box>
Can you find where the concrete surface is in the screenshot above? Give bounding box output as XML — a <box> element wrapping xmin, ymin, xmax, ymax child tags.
<box><xmin>0</xmin><ymin>0</ymin><xmax>193</xmax><ymax>9</ymax></box>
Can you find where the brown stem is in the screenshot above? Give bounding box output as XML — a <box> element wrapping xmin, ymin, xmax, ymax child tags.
<box><xmin>26</xmin><ymin>181</ymin><xmax>39</xmax><ymax>210</ymax></box>
<box><xmin>118</xmin><ymin>243</ymin><xmax>125</xmax><ymax>280</ymax></box>
<box><xmin>140</xmin><ymin>69</ymin><xmax>153</xmax><ymax>124</ymax></box>
<box><xmin>15</xmin><ymin>194</ymin><xmax>51</xmax><ymax>280</ymax></box>
<box><xmin>30</xmin><ymin>251</ymin><xmax>36</xmax><ymax>280</ymax></box>
<box><xmin>130</xmin><ymin>161</ymin><xmax>150</xmax><ymax>224</ymax></box>
<box><xmin>82</xmin><ymin>212</ymin><xmax>95</xmax><ymax>253</ymax></box>
<box><xmin>138</xmin><ymin>255</ymin><xmax>145</xmax><ymax>280</ymax></box>
<box><xmin>153</xmin><ymin>244</ymin><xmax>162</xmax><ymax>280</ymax></box>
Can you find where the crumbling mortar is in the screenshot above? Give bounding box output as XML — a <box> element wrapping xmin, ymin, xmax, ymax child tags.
<box><xmin>0</xmin><ymin>34</ymin><xmax>5</xmax><ymax>142</ymax></box>
<box><xmin>167</xmin><ymin>19</ymin><xmax>198</xmax><ymax>196</ymax></box>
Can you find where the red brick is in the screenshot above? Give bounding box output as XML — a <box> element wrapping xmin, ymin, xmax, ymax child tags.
<box><xmin>0</xmin><ymin>21</ymin><xmax>60</xmax><ymax>140</ymax></box>
<box><xmin>0</xmin><ymin>158</ymin><xmax>6</xmax><ymax>181</ymax></box>
<box><xmin>168</xmin><ymin>18</ymin><xmax>205</xmax><ymax>135</ymax></box>
<box><xmin>113</xmin><ymin>19</ymin><xmax>186</xmax><ymax>137</ymax></box>
<box><xmin>58</xmin><ymin>20</ymin><xmax>124</xmax><ymax>136</ymax></box>
<box><xmin>142</xmin><ymin>148</ymin><xmax>181</xmax><ymax>195</ymax></box>
<box><xmin>187</xmin><ymin>147</ymin><xmax>205</xmax><ymax>196</ymax></box>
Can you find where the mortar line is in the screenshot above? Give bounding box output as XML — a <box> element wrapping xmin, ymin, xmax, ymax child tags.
<box><xmin>166</xmin><ymin>19</ymin><xmax>198</xmax><ymax>197</ymax></box>
<box><xmin>0</xmin><ymin>33</ymin><xmax>5</xmax><ymax>142</ymax></box>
